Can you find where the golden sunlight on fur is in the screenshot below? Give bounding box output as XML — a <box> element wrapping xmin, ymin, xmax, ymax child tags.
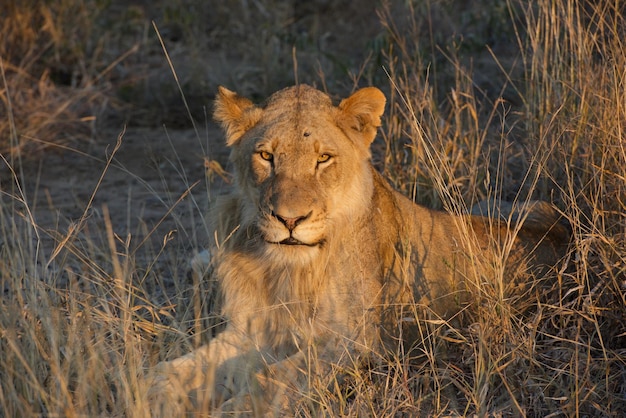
<box><xmin>147</xmin><ymin>84</ymin><xmax>569</xmax><ymax>416</ymax></box>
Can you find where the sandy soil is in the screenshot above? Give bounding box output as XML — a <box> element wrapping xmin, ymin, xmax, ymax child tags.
<box><xmin>6</xmin><ymin>126</ymin><xmax>230</xmax><ymax>291</ymax></box>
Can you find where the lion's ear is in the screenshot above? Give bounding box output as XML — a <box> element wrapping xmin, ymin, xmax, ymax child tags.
<box><xmin>214</xmin><ymin>86</ymin><xmax>263</xmax><ymax>146</ymax></box>
<box><xmin>338</xmin><ymin>87</ymin><xmax>386</xmax><ymax>146</ymax></box>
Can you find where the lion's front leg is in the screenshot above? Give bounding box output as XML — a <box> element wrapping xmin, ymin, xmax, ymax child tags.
<box><xmin>218</xmin><ymin>338</ymin><xmax>357</xmax><ymax>416</ymax></box>
<box><xmin>147</xmin><ymin>326</ymin><xmax>253</xmax><ymax>416</ymax></box>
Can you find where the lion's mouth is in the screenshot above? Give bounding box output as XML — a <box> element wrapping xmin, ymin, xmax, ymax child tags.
<box><xmin>266</xmin><ymin>237</ymin><xmax>323</xmax><ymax>247</ymax></box>
<box><xmin>280</xmin><ymin>237</ymin><xmax>307</xmax><ymax>245</ymax></box>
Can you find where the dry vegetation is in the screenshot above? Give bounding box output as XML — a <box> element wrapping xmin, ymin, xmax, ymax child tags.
<box><xmin>1</xmin><ymin>0</ymin><xmax>624</xmax><ymax>416</ymax></box>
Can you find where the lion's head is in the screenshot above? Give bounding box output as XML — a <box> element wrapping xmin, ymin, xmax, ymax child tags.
<box><xmin>214</xmin><ymin>85</ymin><xmax>386</xmax><ymax>261</ymax></box>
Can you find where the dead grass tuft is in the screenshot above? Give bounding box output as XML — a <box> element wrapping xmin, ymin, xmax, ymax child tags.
<box><xmin>0</xmin><ymin>64</ymin><xmax>101</xmax><ymax>155</ymax></box>
<box><xmin>0</xmin><ymin>0</ymin><xmax>134</xmax><ymax>156</ymax></box>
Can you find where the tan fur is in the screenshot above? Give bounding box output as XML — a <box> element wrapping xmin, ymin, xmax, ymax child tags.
<box><xmin>149</xmin><ymin>85</ymin><xmax>569</xmax><ymax>416</ymax></box>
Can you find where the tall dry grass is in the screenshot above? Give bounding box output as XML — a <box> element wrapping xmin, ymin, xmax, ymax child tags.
<box><xmin>0</xmin><ymin>130</ymin><xmax>220</xmax><ymax>416</ymax></box>
<box><xmin>371</xmin><ymin>0</ymin><xmax>625</xmax><ymax>415</ymax></box>
<box><xmin>1</xmin><ymin>0</ymin><xmax>624</xmax><ymax>416</ymax></box>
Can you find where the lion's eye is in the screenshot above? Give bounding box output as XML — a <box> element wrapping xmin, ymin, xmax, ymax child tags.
<box><xmin>259</xmin><ymin>151</ymin><xmax>273</xmax><ymax>162</ymax></box>
<box><xmin>317</xmin><ymin>154</ymin><xmax>331</xmax><ymax>164</ymax></box>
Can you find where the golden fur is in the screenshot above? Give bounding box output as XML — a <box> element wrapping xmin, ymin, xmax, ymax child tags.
<box><xmin>149</xmin><ymin>85</ymin><xmax>569</xmax><ymax>416</ymax></box>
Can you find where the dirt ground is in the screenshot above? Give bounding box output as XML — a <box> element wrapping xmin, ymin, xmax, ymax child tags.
<box><xmin>9</xmin><ymin>125</ymin><xmax>230</xmax><ymax>293</ymax></box>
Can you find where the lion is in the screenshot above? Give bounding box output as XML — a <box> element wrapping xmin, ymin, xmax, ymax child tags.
<box><xmin>148</xmin><ymin>84</ymin><xmax>569</xmax><ymax>416</ymax></box>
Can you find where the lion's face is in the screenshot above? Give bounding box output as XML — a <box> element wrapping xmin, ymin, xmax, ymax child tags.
<box><xmin>214</xmin><ymin>85</ymin><xmax>386</xmax><ymax>261</ymax></box>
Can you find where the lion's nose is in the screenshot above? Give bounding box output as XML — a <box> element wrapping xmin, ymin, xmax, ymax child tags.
<box><xmin>272</xmin><ymin>211</ymin><xmax>311</xmax><ymax>231</ymax></box>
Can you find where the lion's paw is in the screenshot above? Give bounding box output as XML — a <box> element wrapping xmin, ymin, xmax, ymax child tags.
<box><xmin>145</xmin><ymin>367</ymin><xmax>187</xmax><ymax>417</ymax></box>
<box><xmin>146</xmin><ymin>358</ymin><xmax>209</xmax><ymax>417</ymax></box>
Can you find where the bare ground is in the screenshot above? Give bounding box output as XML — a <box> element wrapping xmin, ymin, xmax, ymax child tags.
<box><xmin>4</xmin><ymin>126</ymin><xmax>229</xmax><ymax>296</ymax></box>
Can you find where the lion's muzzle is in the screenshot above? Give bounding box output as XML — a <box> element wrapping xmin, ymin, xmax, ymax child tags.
<box><xmin>260</xmin><ymin>209</ymin><xmax>324</xmax><ymax>247</ymax></box>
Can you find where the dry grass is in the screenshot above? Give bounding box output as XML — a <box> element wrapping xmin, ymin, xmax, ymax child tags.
<box><xmin>373</xmin><ymin>0</ymin><xmax>625</xmax><ymax>415</ymax></box>
<box><xmin>1</xmin><ymin>0</ymin><xmax>625</xmax><ymax>416</ymax></box>
<box><xmin>0</xmin><ymin>1</ymin><xmax>119</xmax><ymax>156</ymax></box>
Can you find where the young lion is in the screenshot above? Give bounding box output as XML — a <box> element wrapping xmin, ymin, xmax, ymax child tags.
<box><xmin>149</xmin><ymin>85</ymin><xmax>569</xmax><ymax>416</ymax></box>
